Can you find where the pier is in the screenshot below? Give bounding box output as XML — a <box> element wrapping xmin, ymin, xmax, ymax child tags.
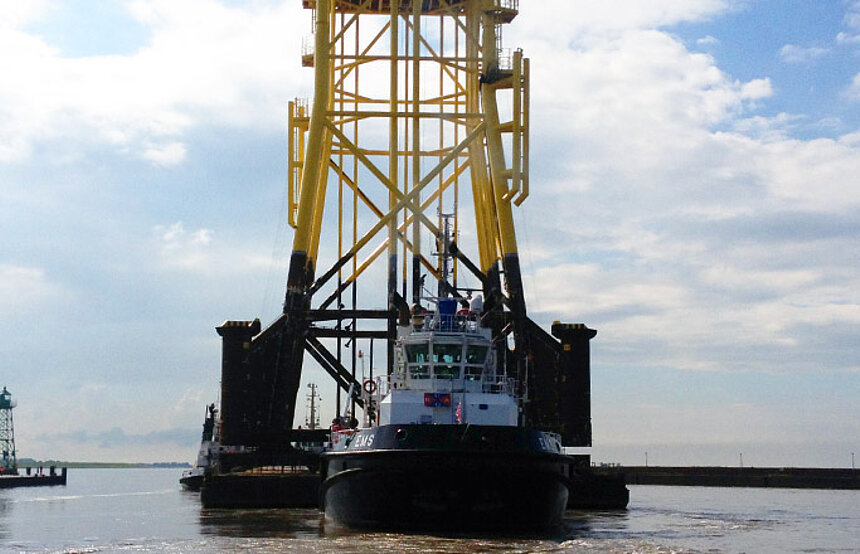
<box><xmin>0</xmin><ymin>466</ymin><xmax>68</xmax><ymax>488</ymax></box>
<box><xmin>596</xmin><ymin>466</ymin><xmax>860</xmax><ymax>490</ymax></box>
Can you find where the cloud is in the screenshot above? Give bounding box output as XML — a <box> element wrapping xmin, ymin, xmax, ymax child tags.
<box><xmin>142</xmin><ymin>140</ymin><xmax>187</xmax><ymax>167</ymax></box>
<box><xmin>846</xmin><ymin>73</ymin><xmax>860</xmax><ymax>100</ymax></box>
<box><xmin>836</xmin><ymin>31</ymin><xmax>860</xmax><ymax>44</ymax></box>
<box><xmin>0</xmin><ymin>0</ymin><xmax>308</xmax><ymax>165</ymax></box>
<box><xmin>0</xmin><ymin>1</ymin><xmax>52</xmax><ymax>29</ymax></box>
<box><xmin>153</xmin><ymin>221</ymin><xmax>215</xmax><ymax>271</ymax></box>
<box><xmin>38</xmin><ymin>426</ymin><xmax>198</xmax><ymax>449</ymax></box>
<box><xmin>836</xmin><ymin>1</ymin><xmax>860</xmax><ymax>44</ymax></box>
<box><xmin>779</xmin><ymin>44</ymin><xmax>829</xmax><ymax>64</ymax></box>
<box><xmin>515</xmin><ymin>0</ymin><xmax>732</xmax><ymax>39</ymax></box>
<box><xmin>0</xmin><ymin>265</ymin><xmax>66</xmax><ymax>316</ymax></box>
<box><xmin>846</xmin><ymin>1</ymin><xmax>860</xmax><ymax>29</ymax></box>
<box><xmin>511</xmin><ymin>18</ymin><xmax>860</xmax><ymax>376</ymax></box>
<box><xmin>697</xmin><ymin>35</ymin><xmax>720</xmax><ymax>47</ymax></box>
<box><xmin>731</xmin><ymin>112</ymin><xmax>803</xmax><ymax>141</ymax></box>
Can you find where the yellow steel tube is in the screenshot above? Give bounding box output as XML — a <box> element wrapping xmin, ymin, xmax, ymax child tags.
<box><xmin>482</xmin><ymin>80</ymin><xmax>518</xmax><ymax>257</ymax></box>
<box><xmin>481</xmin><ymin>9</ymin><xmax>518</xmax><ymax>257</ymax></box>
<box><xmin>292</xmin><ymin>0</ymin><xmax>332</xmax><ymax>255</ymax></box>
<box><xmin>309</xmin><ymin>129</ymin><xmax>333</xmax><ymax>263</ymax></box>
<box><xmin>336</xmin><ymin>122</ymin><xmax>484</xmax><ymax>261</ymax></box>
<box><xmin>309</xmin><ymin>5</ymin><xmax>337</xmax><ymax>265</ymax></box>
<box><xmin>325</xmin><ymin>122</ymin><xmax>441</xmax><ymax>237</ymax></box>
<box><xmin>504</xmin><ymin>48</ymin><xmax>522</xmax><ymax>202</ymax></box>
<box><xmin>411</xmin><ymin>2</ymin><xmax>421</xmax><ymax>299</ymax></box>
<box><xmin>466</xmin><ymin>2</ymin><xmax>498</xmax><ymax>271</ymax></box>
<box><xmin>288</xmin><ymin>100</ymin><xmax>297</xmax><ymax>228</ymax></box>
<box><xmin>388</xmin><ymin>0</ymin><xmax>399</xmax><ymax>278</ymax></box>
<box><xmin>514</xmin><ymin>55</ymin><xmax>530</xmax><ymax>206</ymax></box>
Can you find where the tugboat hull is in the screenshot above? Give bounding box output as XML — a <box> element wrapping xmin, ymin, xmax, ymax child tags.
<box><xmin>321</xmin><ymin>426</ymin><xmax>571</xmax><ymax>532</ymax></box>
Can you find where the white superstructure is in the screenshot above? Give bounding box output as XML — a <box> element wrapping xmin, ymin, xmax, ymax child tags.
<box><xmin>372</xmin><ymin>299</ymin><xmax>519</xmax><ymax>427</ymax></box>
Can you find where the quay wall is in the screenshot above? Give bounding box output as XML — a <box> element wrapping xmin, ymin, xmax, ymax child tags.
<box><xmin>596</xmin><ymin>466</ymin><xmax>860</xmax><ymax>490</ymax></box>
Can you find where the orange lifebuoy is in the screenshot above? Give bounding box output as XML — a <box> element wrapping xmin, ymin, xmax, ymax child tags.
<box><xmin>363</xmin><ymin>379</ymin><xmax>377</xmax><ymax>394</ymax></box>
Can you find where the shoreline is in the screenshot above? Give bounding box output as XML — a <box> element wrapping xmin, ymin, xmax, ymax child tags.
<box><xmin>18</xmin><ymin>462</ymin><xmax>190</xmax><ymax>469</ymax></box>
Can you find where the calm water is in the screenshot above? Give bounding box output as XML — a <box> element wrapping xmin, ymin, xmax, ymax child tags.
<box><xmin>1</xmin><ymin>468</ymin><xmax>857</xmax><ymax>553</ymax></box>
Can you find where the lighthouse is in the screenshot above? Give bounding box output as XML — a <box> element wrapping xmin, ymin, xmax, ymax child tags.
<box><xmin>0</xmin><ymin>387</ymin><xmax>17</xmax><ymax>475</ymax></box>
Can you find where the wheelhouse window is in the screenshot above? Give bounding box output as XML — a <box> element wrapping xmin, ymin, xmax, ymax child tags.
<box><xmin>434</xmin><ymin>365</ymin><xmax>460</xmax><ymax>379</ymax></box>
<box><xmin>405</xmin><ymin>343</ymin><xmax>429</xmax><ymax>363</ymax></box>
<box><xmin>464</xmin><ymin>366</ymin><xmax>483</xmax><ymax>381</ymax></box>
<box><xmin>409</xmin><ymin>365</ymin><xmax>430</xmax><ymax>379</ymax></box>
<box><xmin>465</xmin><ymin>344</ymin><xmax>488</xmax><ymax>364</ymax></box>
<box><xmin>433</xmin><ymin>343</ymin><xmax>463</xmax><ymax>364</ymax></box>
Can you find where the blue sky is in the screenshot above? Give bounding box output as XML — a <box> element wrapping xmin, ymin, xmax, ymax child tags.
<box><xmin>670</xmin><ymin>0</ymin><xmax>860</xmax><ymax>138</ymax></box>
<box><xmin>1</xmin><ymin>0</ymin><xmax>858</xmax><ymax>467</ymax></box>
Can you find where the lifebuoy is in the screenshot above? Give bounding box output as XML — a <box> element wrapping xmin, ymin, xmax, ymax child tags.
<box><xmin>363</xmin><ymin>379</ymin><xmax>377</xmax><ymax>394</ymax></box>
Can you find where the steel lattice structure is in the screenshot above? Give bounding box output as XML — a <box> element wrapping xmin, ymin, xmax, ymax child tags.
<box><xmin>284</xmin><ymin>0</ymin><xmax>530</xmax><ymax>408</ymax></box>
<box><xmin>0</xmin><ymin>387</ymin><xmax>17</xmax><ymax>474</ymax></box>
<box><xmin>287</xmin><ymin>0</ymin><xmax>528</xmax><ymax>298</ymax></box>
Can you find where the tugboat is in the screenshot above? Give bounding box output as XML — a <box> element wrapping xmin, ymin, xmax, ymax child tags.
<box><xmin>180</xmin><ymin>403</ymin><xmax>219</xmax><ymax>491</ymax></box>
<box><xmin>319</xmin><ymin>224</ymin><xmax>572</xmax><ymax>532</ymax></box>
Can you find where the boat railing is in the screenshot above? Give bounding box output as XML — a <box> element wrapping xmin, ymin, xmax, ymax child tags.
<box><xmin>411</xmin><ymin>311</ymin><xmax>483</xmax><ymax>334</ymax></box>
<box><xmin>383</xmin><ymin>372</ymin><xmax>513</xmax><ymax>395</ymax></box>
<box><xmin>330</xmin><ymin>428</ymin><xmax>358</xmax><ymax>446</ymax></box>
<box><xmin>482</xmin><ymin>377</ymin><xmax>517</xmax><ymax>395</ymax></box>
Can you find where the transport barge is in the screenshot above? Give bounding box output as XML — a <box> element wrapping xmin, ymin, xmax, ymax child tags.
<box><xmin>195</xmin><ymin>0</ymin><xmax>629</xmax><ymax>519</ymax></box>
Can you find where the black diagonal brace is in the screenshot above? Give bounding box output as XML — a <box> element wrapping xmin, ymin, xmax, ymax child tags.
<box><xmin>304</xmin><ymin>335</ymin><xmax>365</xmax><ymax>409</ymax></box>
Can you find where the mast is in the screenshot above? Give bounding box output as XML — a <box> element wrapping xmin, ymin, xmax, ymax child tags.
<box><xmin>305</xmin><ymin>383</ymin><xmax>321</xmax><ymax>430</ymax></box>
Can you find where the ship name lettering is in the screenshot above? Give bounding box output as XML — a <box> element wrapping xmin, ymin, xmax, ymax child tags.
<box><xmin>352</xmin><ymin>433</ymin><xmax>375</xmax><ymax>449</ymax></box>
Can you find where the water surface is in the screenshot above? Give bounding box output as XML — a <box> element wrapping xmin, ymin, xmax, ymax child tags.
<box><xmin>1</xmin><ymin>468</ymin><xmax>857</xmax><ymax>553</ymax></box>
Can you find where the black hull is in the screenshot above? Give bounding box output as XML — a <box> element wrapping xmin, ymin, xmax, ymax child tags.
<box><xmin>0</xmin><ymin>473</ymin><xmax>67</xmax><ymax>489</ymax></box>
<box><xmin>321</xmin><ymin>425</ymin><xmax>570</xmax><ymax>532</ymax></box>
<box><xmin>179</xmin><ymin>474</ymin><xmax>203</xmax><ymax>491</ymax></box>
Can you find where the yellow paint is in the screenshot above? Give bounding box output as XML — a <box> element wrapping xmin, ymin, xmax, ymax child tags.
<box><xmin>290</xmin><ymin>0</ymin><xmax>529</xmax><ymax>292</ymax></box>
<box><xmin>292</xmin><ymin>0</ymin><xmax>332</xmax><ymax>256</ymax></box>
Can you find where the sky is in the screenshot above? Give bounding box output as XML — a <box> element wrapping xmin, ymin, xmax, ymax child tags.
<box><xmin>1</xmin><ymin>0</ymin><xmax>858</xmax><ymax>467</ymax></box>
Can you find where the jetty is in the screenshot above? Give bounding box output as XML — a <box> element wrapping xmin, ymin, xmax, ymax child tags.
<box><xmin>0</xmin><ymin>467</ymin><xmax>67</xmax><ymax>488</ymax></box>
<box><xmin>596</xmin><ymin>466</ymin><xmax>860</xmax><ymax>490</ymax></box>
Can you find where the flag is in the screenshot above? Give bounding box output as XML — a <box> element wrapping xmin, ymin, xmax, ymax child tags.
<box><xmin>456</xmin><ymin>402</ymin><xmax>463</xmax><ymax>423</ymax></box>
<box><xmin>424</xmin><ymin>393</ymin><xmax>451</xmax><ymax>407</ymax></box>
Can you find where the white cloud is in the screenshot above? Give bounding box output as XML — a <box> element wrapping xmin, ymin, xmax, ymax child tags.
<box><xmin>846</xmin><ymin>73</ymin><xmax>860</xmax><ymax>100</ymax></box>
<box><xmin>779</xmin><ymin>44</ymin><xmax>829</xmax><ymax>64</ymax></box>
<box><xmin>0</xmin><ymin>0</ymin><xmax>309</xmax><ymax>165</ymax></box>
<box><xmin>0</xmin><ymin>0</ymin><xmax>52</xmax><ymax>29</ymax></box>
<box><xmin>152</xmin><ymin>221</ymin><xmax>276</xmax><ymax>279</ymax></box>
<box><xmin>697</xmin><ymin>35</ymin><xmax>720</xmax><ymax>47</ymax></box>
<box><xmin>846</xmin><ymin>2</ymin><xmax>860</xmax><ymax>29</ymax></box>
<box><xmin>515</xmin><ymin>0</ymin><xmax>732</xmax><ymax>39</ymax></box>
<box><xmin>154</xmin><ymin>221</ymin><xmax>215</xmax><ymax>271</ymax></box>
<box><xmin>0</xmin><ymin>265</ymin><xmax>65</xmax><ymax>316</ymax></box>
<box><xmin>731</xmin><ymin>112</ymin><xmax>803</xmax><ymax>141</ymax></box>
<box><xmin>508</xmin><ymin>14</ymin><xmax>860</xmax><ymax>376</ymax></box>
<box><xmin>142</xmin><ymin>140</ymin><xmax>187</xmax><ymax>166</ymax></box>
<box><xmin>836</xmin><ymin>31</ymin><xmax>860</xmax><ymax>44</ymax></box>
